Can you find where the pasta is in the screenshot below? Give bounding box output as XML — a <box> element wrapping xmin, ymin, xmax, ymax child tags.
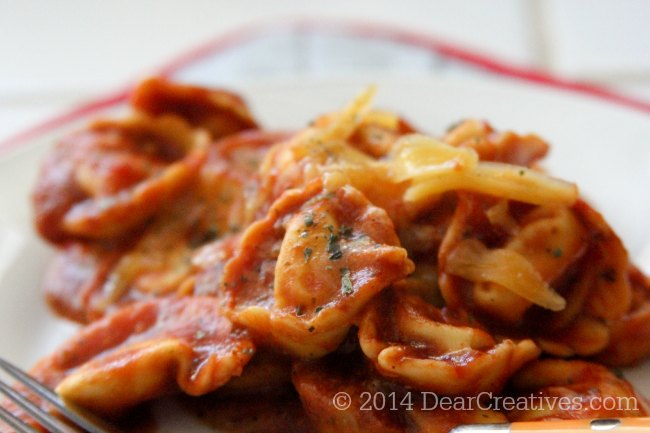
<box><xmin>6</xmin><ymin>78</ymin><xmax>650</xmax><ymax>432</ymax></box>
<box><xmin>357</xmin><ymin>289</ymin><xmax>540</xmax><ymax>394</ymax></box>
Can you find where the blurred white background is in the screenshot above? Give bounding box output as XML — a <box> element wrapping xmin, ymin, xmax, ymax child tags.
<box><xmin>1</xmin><ymin>0</ymin><xmax>649</xmax><ymax>142</ymax></box>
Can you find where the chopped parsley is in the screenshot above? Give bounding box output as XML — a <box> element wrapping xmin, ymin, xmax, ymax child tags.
<box><xmin>340</xmin><ymin>268</ymin><xmax>353</xmax><ymax>295</ymax></box>
<box><xmin>304</xmin><ymin>247</ymin><xmax>313</xmax><ymax>262</ymax></box>
<box><xmin>339</xmin><ymin>225</ymin><xmax>353</xmax><ymax>238</ymax></box>
<box><xmin>519</xmin><ymin>169</ymin><xmax>525</xmax><ymax>176</ymax></box>
<box><xmin>329</xmin><ymin>250</ymin><xmax>343</xmax><ymax>260</ymax></box>
<box><xmin>296</xmin><ymin>305</ymin><xmax>305</xmax><ymax>316</ymax></box>
<box><xmin>327</xmin><ymin>232</ymin><xmax>342</xmax><ymax>260</ymax></box>
<box><xmin>315</xmin><ymin>306</ymin><xmax>324</xmax><ymax>314</ymax></box>
<box><xmin>304</xmin><ymin>213</ymin><xmax>315</xmax><ymax>227</ymax></box>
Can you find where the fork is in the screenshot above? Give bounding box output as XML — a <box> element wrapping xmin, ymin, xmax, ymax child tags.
<box><xmin>0</xmin><ymin>358</ymin><xmax>119</xmax><ymax>433</ymax></box>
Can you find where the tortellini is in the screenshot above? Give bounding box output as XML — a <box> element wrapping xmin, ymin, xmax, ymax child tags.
<box><xmin>358</xmin><ymin>289</ymin><xmax>540</xmax><ymax>395</ymax></box>
<box><xmin>223</xmin><ymin>180</ymin><xmax>414</xmax><ymax>358</ymax></box>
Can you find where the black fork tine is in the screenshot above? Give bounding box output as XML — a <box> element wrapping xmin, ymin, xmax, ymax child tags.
<box><xmin>0</xmin><ymin>404</ymin><xmax>42</xmax><ymax>433</ymax></box>
<box><xmin>0</xmin><ymin>380</ymin><xmax>76</xmax><ymax>433</ymax></box>
<box><xmin>0</xmin><ymin>359</ymin><xmax>118</xmax><ymax>433</ymax></box>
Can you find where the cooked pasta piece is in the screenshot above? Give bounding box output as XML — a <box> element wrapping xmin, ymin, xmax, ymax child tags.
<box><xmin>443</xmin><ymin>119</ymin><xmax>549</xmax><ymax>167</ymax></box>
<box><xmin>438</xmin><ymin>194</ymin><xmax>642</xmax><ymax>360</ymax></box>
<box><xmin>508</xmin><ymin>359</ymin><xmax>649</xmax><ymax>421</ymax></box>
<box><xmin>130</xmin><ymin>77</ymin><xmax>259</xmax><ymax>138</ymax></box>
<box><xmin>438</xmin><ymin>194</ymin><xmax>587</xmax><ymax>323</ymax></box>
<box><xmin>446</xmin><ymin>238</ymin><xmax>567</xmax><ymax>311</ymax></box>
<box><xmin>222</xmin><ymin>180</ymin><xmax>414</xmax><ymax>358</ymax></box>
<box><xmin>389</xmin><ymin>134</ymin><xmax>578</xmax><ymax>208</ymax></box>
<box><xmin>30</xmin><ymin>297</ymin><xmax>254</xmax><ymax>415</ymax></box>
<box><xmin>357</xmin><ymin>289</ymin><xmax>540</xmax><ymax>395</ymax></box>
<box><xmin>188</xmin><ymin>234</ymin><xmax>241</xmax><ymax>297</ymax></box>
<box><xmin>597</xmin><ymin>267</ymin><xmax>650</xmax><ymax>366</ymax></box>
<box><xmin>533</xmin><ymin>201</ymin><xmax>637</xmax><ymax>358</ymax></box>
<box><xmin>43</xmin><ymin>242</ymin><xmax>125</xmax><ymax>323</ymax></box>
<box><xmin>293</xmin><ymin>353</ymin><xmax>507</xmax><ymax>433</ymax></box>
<box><xmin>348</xmin><ymin>111</ymin><xmax>417</xmax><ymax>158</ymax></box>
<box><xmin>61</xmin><ymin>144</ymin><xmax>206</xmax><ymax>239</ymax></box>
<box><xmin>198</xmin><ymin>130</ymin><xmax>292</xmax><ymax>233</ymax></box>
<box><xmin>571</xmin><ymin>201</ymin><xmax>633</xmax><ymax>320</ymax></box>
<box><xmin>447</xmin><ymin>205</ymin><xmax>589</xmax><ymax>319</ymax></box>
<box><xmin>33</xmin><ymin>114</ymin><xmax>208</xmax><ymax>242</ymax></box>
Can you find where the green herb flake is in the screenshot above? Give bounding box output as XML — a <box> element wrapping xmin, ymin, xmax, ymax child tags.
<box><xmin>519</xmin><ymin>169</ymin><xmax>525</xmax><ymax>176</ymax></box>
<box><xmin>327</xmin><ymin>232</ymin><xmax>342</xmax><ymax>260</ymax></box>
<box><xmin>296</xmin><ymin>305</ymin><xmax>304</xmax><ymax>316</ymax></box>
<box><xmin>315</xmin><ymin>306</ymin><xmax>324</xmax><ymax>314</ymax></box>
<box><xmin>552</xmin><ymin>247</ymin><xmax>563</xmax><ymax>258</ymax></box>
<box><xmin>339</xmin><ymin>225</ymin><xmax>353</xmax><ymax>238</ymax></box>
<box><xmin>329</xmin><ymin>250</ymin><xmax>343</xmax><ymax>260</ymax></box>
<box><xmin>304</xmin><ymin>213</ymin><xmax>315</xmax><ymax>227</ymax></box>
<box><xmin>303</xmin><ymin>247</ymin><xmax>313</xmax><ymax>263</ymax></box>
<box><xmin>340</xmin><ymin>268</ymin><xmax>353</xmax><ymax>295</ymax></box>
<box><xmin>308</xmin><ymin>326</ymin><xmax>315</xmax><ymax>333</ymax></box>
<box><xmin>327</xmin><ymin>233</ymin><xmax>343</xmax><ymax>260</ymax></box>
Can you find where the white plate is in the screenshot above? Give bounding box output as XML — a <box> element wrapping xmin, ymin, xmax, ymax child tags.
<box><xmin>0</xmin><ymin>76</ymin><xmax>649</xmax><ymax>428</ymax></box>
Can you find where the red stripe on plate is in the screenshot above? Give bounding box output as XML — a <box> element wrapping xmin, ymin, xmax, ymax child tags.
<box><xmin>0</xmin><ymin>89</ymin><xmax>131</xmax><ymax>156</ymax></box>
<box><xmin>293</xmin><ymin>20</ymin><xmax>650</xmax><ymax>113</ymax></box>
<box><xmin>2</xmin><ymin>19</ymin><xmax>648</xmax><ymax>156</ymax></box>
